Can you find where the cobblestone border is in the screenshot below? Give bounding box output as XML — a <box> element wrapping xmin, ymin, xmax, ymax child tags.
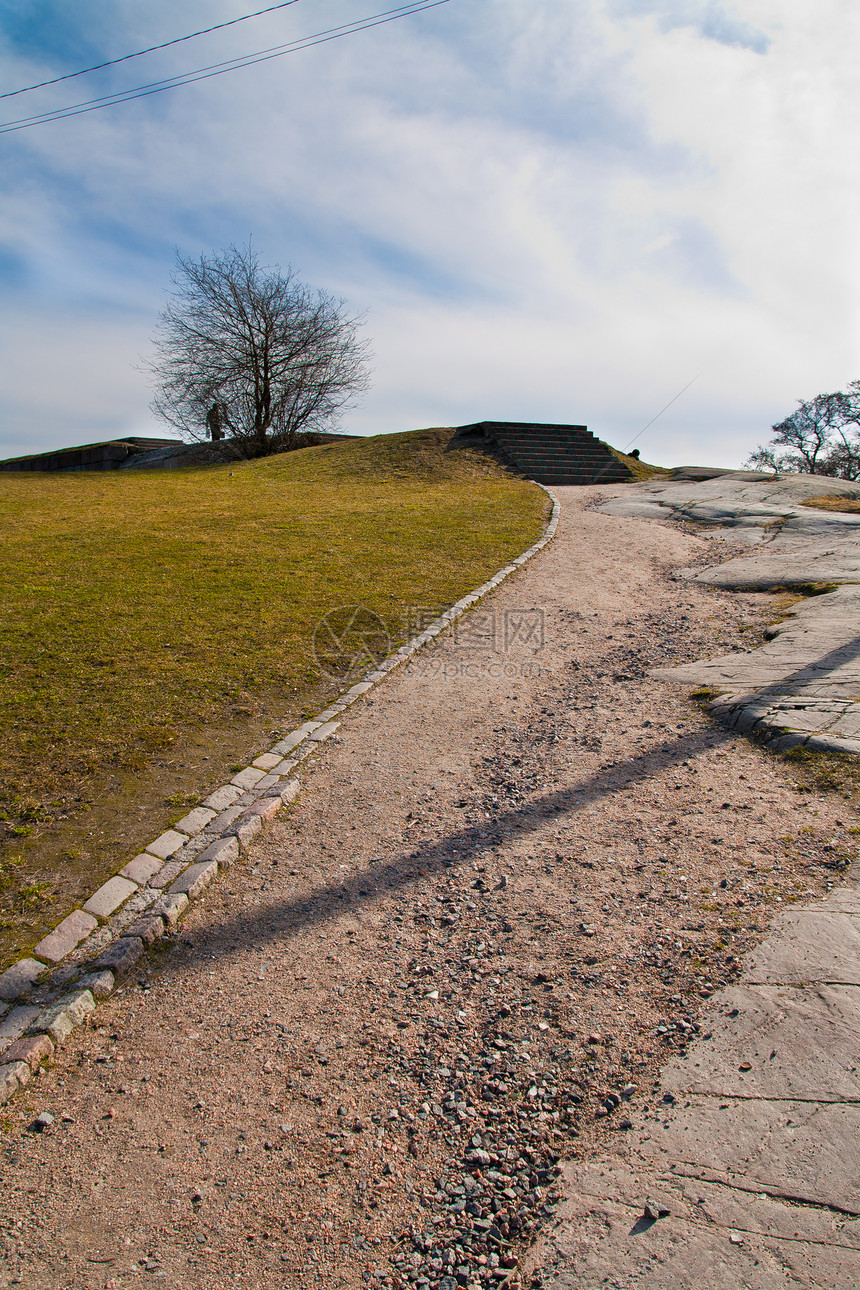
<box><xmin>0</xmin><ymin>486</ymin><xmax>560</xmax><ymax>1107</ymax></box>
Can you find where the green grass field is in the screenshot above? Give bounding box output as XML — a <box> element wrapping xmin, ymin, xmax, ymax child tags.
<box><xmin>0</xmin><ymin>428</ymin><xmax>547</xmax><ymax>967</ymax></box>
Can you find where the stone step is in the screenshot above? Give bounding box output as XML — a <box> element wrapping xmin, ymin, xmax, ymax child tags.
<box><xmin>495</xmin><ymin>442</ymin><xmax>616</xmax><ymax>453</ymax></box>
<box><xmin>451</xmin><ymin>420</ymin><xmax>634</xmax><ymax>486</ymax></box>
<box><xmin>533</xmin><ymin>469</ymin><xmax>629</xmax><ymax>479</ymax></box>
<box><xmin>502</xmin><ymin>450</ymin><xmax>620</xmax><ymax>463</ymax></box>
<box><xmin>493</xmin><ymin>438</ymin><xmax>615</xmax><ymax>452</ymax></box>
<box><xmin>494</xmin><ymin>429</ymin><xmax>598</xmax><ymax>439</ymax></box>
<box><xmin>495</xmin><ymin>438</ymin><xmax>606</xmax><ymax>448</ymax></box>
<box><xmin>503</xmin><ymin>453</ymin><xmax>628</xmax><ymax>467</ymax></box>
<box><xmin>536</xmin><ymin>473</ymin><xmax>631</xmax><ymax>484</ymax></box>
<box><xmin>494</xmin><ymin>438</ymin><xmax>601</xmax><ymax>451</ymax></box>
<box><xmin>489</xmin><ymin>430</ymin><xmax>598</xmax><ymax>441</ymax></box>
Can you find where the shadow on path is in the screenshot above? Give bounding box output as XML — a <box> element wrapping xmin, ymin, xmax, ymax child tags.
<box><xmin>745</xmin><ymin>632</ymin><xmax>860</xmax><ymax>699</ymax></box>
<box><xmin>175</xmin><ymin>724</ymin><xmax>734</xmax><ymax>975</ymax></box>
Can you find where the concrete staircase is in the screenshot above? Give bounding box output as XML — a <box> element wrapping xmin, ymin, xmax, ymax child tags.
<box><xmin>450</xmin><ymin>421</ymin><xmax>634</xmax><ymax>486</ymax></box>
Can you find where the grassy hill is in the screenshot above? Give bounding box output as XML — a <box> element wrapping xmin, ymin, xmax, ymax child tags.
<box><xmin>0</xmin><ymin>428</ymin><xmax>547</xmax><ymax>968</ymax></box>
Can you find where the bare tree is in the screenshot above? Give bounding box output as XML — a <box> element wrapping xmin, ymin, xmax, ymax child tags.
<box><xmin>147</xmin><ymin>243</ymin><xmax>371</xmax><ymax>458</ymax></box>
<box><xmin>746</xmin><ymin>387</ymin><xmax>860</xmax><ymax>479</ymax></box>
<box><xmin>831</xmin><ymin>380</ymin><xmax>860</xmax><ymax>480</ymax></box>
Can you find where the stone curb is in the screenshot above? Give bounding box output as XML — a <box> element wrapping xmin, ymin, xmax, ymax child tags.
<box><xmin>0</xmin><ymin>485</ymin><xmax>558</xmax><ymax>1103</ymax></box>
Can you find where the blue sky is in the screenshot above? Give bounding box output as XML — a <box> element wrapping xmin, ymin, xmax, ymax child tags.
<box><xmin>2</xmin><ymin>0</ymin><xmax>860</xmax><ymax>466</ymax></box>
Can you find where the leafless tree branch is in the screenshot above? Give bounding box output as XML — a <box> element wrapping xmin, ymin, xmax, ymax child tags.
<box><xmin>745</xmin><ymin>386</ymin><xmax>860</xmax><ymax>480</ymax></box>
<box><xmin>145</xmin><ymin>242</ymin><xmax>372</xmax><ymax>459</ymax></box>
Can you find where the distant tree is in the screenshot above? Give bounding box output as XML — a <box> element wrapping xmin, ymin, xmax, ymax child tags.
<box><xmin>147</xmin><ymin>243</ymin><xmax>371</xmax><ymax>458</ymax></box>
<box><xmin>746</xmin><ymin>384</ymin><xmax>860</xmax><ymax>480</ymax></box>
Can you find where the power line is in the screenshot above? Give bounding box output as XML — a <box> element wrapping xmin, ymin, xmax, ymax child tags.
<box><xmin>1</xmin><ymin>1</ymin><xmax>302</xmax><ymax>100</ymax></box>
<box><xmin>623</xmin><ymin>374</ymin><xmax>700</xmax><ymax>453</ymax></box>
<box><xmin>0</xmin><ymin>2</ymin><xmax>450</xmax><ymax>134</ymax></box>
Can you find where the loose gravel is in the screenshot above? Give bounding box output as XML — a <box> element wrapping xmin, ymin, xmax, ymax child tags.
<box><xmin>0</xmin><ymin>484</ymin><xmax>854</xmax><ymax>1290</ymax></box>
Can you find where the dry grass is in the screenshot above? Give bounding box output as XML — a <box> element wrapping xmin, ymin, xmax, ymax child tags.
<box><xmin>800</xmin><ymin>495</ymin><xmax>860</xmax><ymax>513</ymax></box>
<box><xmin>0</xmin><ymin>427</ymin><xmax>546</xmax><ymax>967</ymax></box>
<box><xmin>780</xmin><ymin>746</ymin><xmax>860</xmax><ymax>804</ymax></box>
<box><xmin>605</xmin><ymin>445</ymin><xmax>670</xmax><ymax>480</ymax></box>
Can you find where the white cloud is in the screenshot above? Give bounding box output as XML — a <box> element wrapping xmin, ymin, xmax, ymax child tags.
<box><xmin>0</xmin><ymin>308</ymin><xmax>156</xmax><ymax>456</ymax></box>
<box><xmin>2</xmin><ymin>0</ymin><xmax>860</xmax><ymax>468</ymax></box>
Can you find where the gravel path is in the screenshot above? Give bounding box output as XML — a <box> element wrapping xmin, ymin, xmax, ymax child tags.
<box><xmin>0</xmin><ymin>485</ymin><xmax>852</xmax><ymax>1290</ymax></box>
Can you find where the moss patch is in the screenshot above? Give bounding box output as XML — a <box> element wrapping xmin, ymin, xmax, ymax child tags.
<box><xmin>780</xmin><ymin>747</ymin><xmax>860</xmax><ymax>803</ymax></box>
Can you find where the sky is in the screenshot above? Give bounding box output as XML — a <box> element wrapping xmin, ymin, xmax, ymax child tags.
<box><xmin>2</xmin><ymin>0</ymin><xmax>860</xmax><ymax>468</ymax></box>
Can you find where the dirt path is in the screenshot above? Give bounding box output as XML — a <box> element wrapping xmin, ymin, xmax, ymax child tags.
<box><xmin>0</xmin><ymin>486</ymin><xmax>851</xmax><ymax>1290</ymax></box>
